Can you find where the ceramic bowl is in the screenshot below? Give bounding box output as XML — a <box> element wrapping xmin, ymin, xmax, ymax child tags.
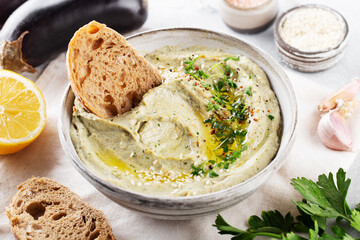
<box><xmin>59</xmin><ymin>28</ymin><xmax>297</xmax><ymax>220</ymax></box>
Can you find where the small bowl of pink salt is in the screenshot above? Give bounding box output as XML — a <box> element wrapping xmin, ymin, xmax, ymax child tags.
<box><xmin>219</xmin><ymin>0</ymin><xmax>278</xmax><ymax>33</ymax></box>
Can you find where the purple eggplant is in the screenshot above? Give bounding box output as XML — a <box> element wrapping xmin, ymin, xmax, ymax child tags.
<box><xmin>0</xmin><ymin>0</ymin><xmax>147</xmax><ymax>72</ymax></box>
<box><xmin>0</xmin><ymin>0</ymin><xmax>27</xmax><ymax>28</ymax></box>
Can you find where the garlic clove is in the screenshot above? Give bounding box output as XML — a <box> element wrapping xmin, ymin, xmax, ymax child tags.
<box><xmin>318</xmin><ymin>111</ymin><xmax>352</xmax><ymax>151</ymax></box>
<box><xmin>339</xmin><ymin>100</ymin><xmax>359</xmax><ymax>118</ymax></box>
<box><xmin>318</xmin><ymin>78</ymin><xmax>360</xmax><ymax>112</ymax></box>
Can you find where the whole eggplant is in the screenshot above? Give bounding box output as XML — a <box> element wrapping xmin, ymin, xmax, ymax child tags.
<box><xmin>0</xmin><ymin>0</ymin><xmax>147</xmax><ymax>69</ymax></box>
<box><xmin>0</xmin><ymin>0</ymin><xmax>27</xmax><ymax>28</ymax></box>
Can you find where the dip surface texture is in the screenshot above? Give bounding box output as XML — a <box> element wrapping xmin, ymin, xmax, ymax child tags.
<box><xmin>70</xmin><ymin>46</ymin><xmax>281</xmax><ymax>197</ymax></box>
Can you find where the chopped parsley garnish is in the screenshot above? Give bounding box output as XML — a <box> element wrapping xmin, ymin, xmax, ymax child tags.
<box><xmin>208</xmin><ymin>170</ymin><xmax>219</xmax><ymax>178</ymax></box>
<box><xmin>184</xmin><ymin>54</ymin><xmax>251</xmax><ymax>178</ymax></box>
<box><xmin>245</xmin><ymin>87</ymin><xmax>252</xmax><ymax>96</ymax></box>
<box><xmin>268</xmin><ymin>115</ymin><xmax>274</xmax><ymax>120</ymax></box>
<box><xmin>197</xmin><ymin>70</ymin><xmax>209</xmax><ymax>79</ymax></box>
<box><xmin>191</xmin><ymin>164</ymin><xmax>205</xmax><ymax>176</ymax></box>
<box><xmin>184</xmin><ymin>56</ymin><xmax>210</xmax><ymax>80</ymax></box>
<box><xmin>200</xmin><ymin>81</ymin><xmax>211</xmax><ymax>89</ymax></box>
<box><xmin>227</xmin><ymin>79</ymin><xmax>237</xmax><ymax>89</ymax></box>
<box><xmin>184</xmin><ymin>56</ymin><xmax>201</xmax><ymax>72</ymax></box>
<box><xmin>207</xmin><ymin>102</ymin><xmax>220</xmax><ymax>111</ymax></box>
<box><xmin>223</xmin><ymin>56</ymin><xmax>240</xmax><ymax>62</ymax></box>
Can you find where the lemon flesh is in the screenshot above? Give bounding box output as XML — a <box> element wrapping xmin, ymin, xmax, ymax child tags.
<box><xmin>0</xmin><ymin>70</ymin><xmax>46</xmax><ymax>155</ymax></box>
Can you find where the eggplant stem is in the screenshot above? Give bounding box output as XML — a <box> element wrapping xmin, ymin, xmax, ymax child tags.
<box><xmin>0</xmin><ymin>31</ymin><xmax>36</xmax><ymax>73</ymax></box>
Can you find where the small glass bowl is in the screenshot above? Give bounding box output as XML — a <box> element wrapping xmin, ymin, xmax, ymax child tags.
<box><xmin>274</xmin><ymin>4</ymin><xmax>349</xmax><ymax>72</ymax></box>
<box><xmin>219</xmin><ymin>0</ymin><xmax>278</xmax><ymax>33</ymax></box>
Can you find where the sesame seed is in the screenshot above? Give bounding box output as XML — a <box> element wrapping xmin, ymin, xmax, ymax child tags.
<box><xmin>171</xmin><ymin>189</ymin><xmax>179</xmax><ymax>194</ymax></box>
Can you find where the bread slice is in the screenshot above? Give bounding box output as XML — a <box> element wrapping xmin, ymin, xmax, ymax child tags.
<box><xmin>6</xmin><ymin>177</ymin><xmax>115</xmax><ymax>240</ymax></box>
<box><xmin>66</xmin><ymin>21</ymin><xmax>163</xmax><ymax>118</ymax></box>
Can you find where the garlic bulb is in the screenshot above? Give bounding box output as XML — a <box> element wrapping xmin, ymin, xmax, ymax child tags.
<box><xmin>317</xmin><ymin>111</ymin><xmax>352</xmax><ymax>151</ymax></box>
<box><xmin>318</xmin><ymin>78</ymin><xmax>360</xmax><ymax>112</ymax></box>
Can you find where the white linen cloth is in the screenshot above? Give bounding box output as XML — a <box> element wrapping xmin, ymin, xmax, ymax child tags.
<box><xmin>0</xmin><ymin>53</ymin><xmax>359</xmax><ymax>240</ymax></box>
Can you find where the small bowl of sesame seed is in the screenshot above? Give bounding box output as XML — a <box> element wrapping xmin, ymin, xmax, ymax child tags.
<box><xmin>59</xmin><ymin>28</ymin><xmax>297</xmax><ymax>220</ymax></box>
<box><xmin>274</xmin><ymin>4</ymin><xmax>349</xmax><ymax>72</ymax></box>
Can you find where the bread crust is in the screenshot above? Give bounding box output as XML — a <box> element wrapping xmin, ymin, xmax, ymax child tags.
<box><xmin>66</xmin><ymin>21</ymin><xmax>163</xmax><ymax>118</ymax></box>
<box><xmin>6</xmin><ymin>177</ymin><xmax>116</xmax><ymax>240</ymax></box>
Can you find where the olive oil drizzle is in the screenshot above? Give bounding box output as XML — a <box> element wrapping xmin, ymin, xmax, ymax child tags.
<box><xmin>184</xmin><ymin>55</ymin><xmax>250</xmax><ymax>178</ymax></box>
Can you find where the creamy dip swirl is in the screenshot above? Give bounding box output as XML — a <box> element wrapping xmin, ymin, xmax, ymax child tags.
<box><xmin>70</xmin><ymin>46</ymin><xmax>281</xmax><ymax>197</ymax></box>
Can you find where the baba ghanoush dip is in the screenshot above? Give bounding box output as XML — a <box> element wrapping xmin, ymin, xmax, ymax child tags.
<box><xmin>70</xmin><ymin>46</ymin><xmax>281</xmax><ymax>197</ymax></box>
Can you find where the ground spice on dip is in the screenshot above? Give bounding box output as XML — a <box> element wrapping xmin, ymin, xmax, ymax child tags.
<box><xmin>278</xmin><ymin>7</ymin><xmax>344</xmax><ymax>52</ymax></box>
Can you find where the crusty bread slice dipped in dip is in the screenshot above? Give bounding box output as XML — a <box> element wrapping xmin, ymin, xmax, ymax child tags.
<box><xmin>66</xmin><ymin>21</ymin><xmax>163</xmax><ymax>119</ymax></box>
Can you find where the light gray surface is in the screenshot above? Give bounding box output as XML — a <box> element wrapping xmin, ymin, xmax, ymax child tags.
<box><xmin>131</xmin><ymin>0</ymin><xmax>359</xmax><ymax>209</ymax></box>
<box><xmin>8</xmin><ymin>0</ymin><xmax>356</xmax><ymax>237</ymax></box>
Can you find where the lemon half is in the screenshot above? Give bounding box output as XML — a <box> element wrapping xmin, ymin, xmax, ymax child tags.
<box><xmin>0</xmin><ymin>70</ymin><xmax>46</xmax><ymax>155</ymax></box>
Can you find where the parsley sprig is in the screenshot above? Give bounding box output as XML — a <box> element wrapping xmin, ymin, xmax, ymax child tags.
<box><xmin>214</xmin><ymin>168</ymin><xmax>360</xmax><ymax>239</ymax></box>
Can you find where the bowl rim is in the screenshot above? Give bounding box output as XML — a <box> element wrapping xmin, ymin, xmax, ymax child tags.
<box><xmin>59</xmin><ymin>27</ymin><xmax>298</xmax><ymax>204</ymax></box>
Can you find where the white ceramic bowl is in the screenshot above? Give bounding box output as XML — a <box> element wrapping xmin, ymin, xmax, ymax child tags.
<box><xmin>59</xmin><ymin>28</ymin><xmax>297</xmax><ymax>220</ymax></box>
